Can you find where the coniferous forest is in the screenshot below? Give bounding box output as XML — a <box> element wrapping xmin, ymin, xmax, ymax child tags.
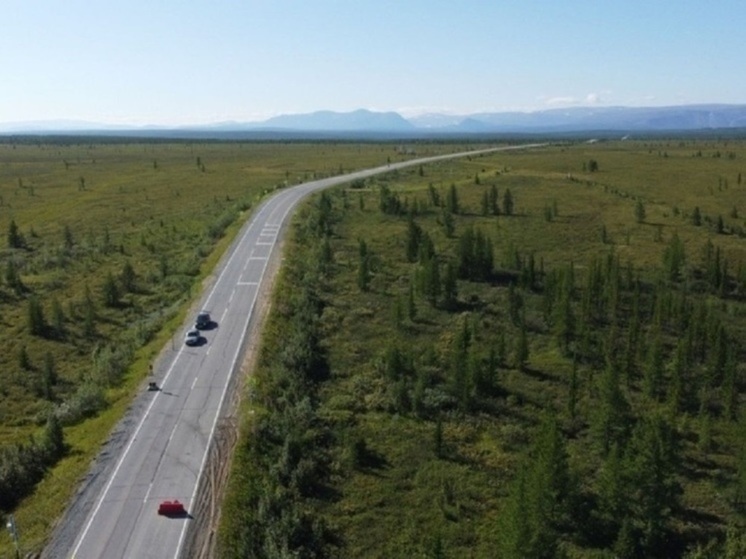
<box><xmin>219</xmin><ymin>141</ymin><xmax>746</xmax><ymax>558</ymax></box>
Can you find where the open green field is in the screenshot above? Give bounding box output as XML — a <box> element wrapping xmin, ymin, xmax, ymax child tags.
<box><xmin>219</xmin><ymin>140</ymin><xmax>746</xmax><ymax>558</ymax></box>
<box><xmin>0</xmin><ymin>139</ymin><xmax>472</xmax><ymax>555</ymax></box>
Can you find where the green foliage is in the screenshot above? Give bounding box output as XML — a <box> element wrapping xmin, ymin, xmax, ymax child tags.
<box><xmin>218</xmin><ymin>202</ymin><xmax>335</xmax><ymax>558</ymax></box>
<box><xmin>101</xmin><ymin>272</ymin><xmax>120</xmax><ymax>307</ymax></box>
<box><xmin>379</xmin><ymin>184</ymin><xmax>404</xmax><ymax>215</ymax></box>
<box><xmin>662</xmin><ymin>232</ymin><xmax>686</xmax><ymax>281</ymax></box>
<box><xmin>0</xmin><ymin>414</ymin><xmax>65</xmax><ymax>511</ymax></box>
<box><xmin>27</xmin><ymin>296</ymin><xmax>46</xmax><ymax>336</ymax></box>
<box><xmin>0</xmin><ymin>142</ymin><xmax>413</xmax><ymax>553</ymax></box>
<box><xmin>7</xmin><ymin>218</ymin><xmax>24</xmax><ymax>249</ymax></box>
<box><xmin>456</xmin><ymin>226</ymin><xmax>493</xmax><ymax>282</ymax></box>
<box><xmin>635</xmin><ymin>198</ymin><xmax>646</xmax><ymax>223</ymax></box>
<box><xmin>5</xmin><ymin>259</ymin><xmax>25</xmax><ymax>294</ymax></box>
<box><xmin>357</xmin><ymin>239</ymin><xmax>371</xmax><ymax>291</ymax></box>
<box><xmin>119</xmin><ymin>261</ymin><xmax>136</xmax><ymax>293</ymax></box>
<box><xmin>498</xmin><ymin>414</ymin><xmax>573</xmax><ymax>558</ymax></box>
<box><xmin>623</xmin><ymin>414</ymin><xmax>681</xmax><ymax>554</ymax></box>
<box><xmin>503</xmin><ymin>188</ymin><xmax>514</xmax><ymax>216</ymax></box>
<box><xmin>207</xmin><ymin>141</ymin><xmax>746</xmax><ymax>558</ymax></box>
<box><xmin>446</xmin><ymin>183</ymin><xmax>459</xmax><ymax>214</ymax></box>
<box><xmin>692</xmin><ymin>206</ymin><xmax>702</xmax><ymax>226</ymax></box>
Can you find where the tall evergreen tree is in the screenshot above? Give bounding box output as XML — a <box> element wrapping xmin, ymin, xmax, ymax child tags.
<box><xmin>643</xmin><ymin>327</ymin><xmax>664</xmax><ymax>401</ymax></box>
<box><xmin>597</xmin><ymin>442</ymin><xmax>627</xmax><ymax>535</ymax></box>
<box><xmin>592</xmin><ymin>359</ymin><xmax>631</xmax><ymax>454</ymax></box>
<box><xmin>489</xmin><ymin>184</ymin><xmax>499</xmax><ymax>215</ymax></box>
<box><xmin>5</xmin><ymin>259</ymin><xmax>25</xmax><ymax>294</ymax></box>
<box><xmin>446</xmin><ymin>183</ymin><xmax>459</xmax><ymax>214</ymax></box>
<box><xmin>635</xmin><ymin>199</ymin><xmax>646</xmax><ymax>223</ymax></box>
<box><xmin>7</xmin><ymin>218</ymin><xmax>24</xmax><ymax>248</ymax></box>
<box><xmin>503</xmin><ymin>188</ymin><xmax>514</xmax><ymax>216</ymax></box>
<box><xmin>514</xmin><ymin>317</ymin><xmax>529</xmax><ymax>370</ymax></box>
<box><xmin>27</xmin><ymin>296</ymin><xmax>46</xmax><ymax>336</ymax></box>
<box><xmin>405</xmin><ymin>215</ymin><xmax>422</xmax><ymax>262</ymax></box>
<box><xmin>623</xmin><ymin>414</ymin><xmax>681</xmax><ymax>555</ymax></box>
<box><xmin>442</xmin><ymin>262</ymin><xmax>458</xmax><ymax>310</ymax></box>
<box><xmin>357</xmin><ymin>239</ymin><xmax>371</xmax><ymax>291</ymax></box>
<box><xmin>102</xmin><ymin>272</ymin><xmax>120</xmax><ymax>307</ymax></box>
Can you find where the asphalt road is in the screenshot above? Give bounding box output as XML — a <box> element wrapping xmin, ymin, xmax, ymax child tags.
<box><xmin>57</xmin><ymin>144</ymin><xmax>544</xmax><ymax>559</ymax></box>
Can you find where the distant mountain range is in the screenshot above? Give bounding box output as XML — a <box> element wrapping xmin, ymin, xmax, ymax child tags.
<box><xmin>3</xmin><ymin>105</ymin><xmax>746</xmax><ymax>138</ymax></box>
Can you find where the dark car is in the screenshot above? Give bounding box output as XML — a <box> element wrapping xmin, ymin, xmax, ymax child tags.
<box><xmin>195</xmin><ymin>311</ymin><xmax>211</xmax><ymax>330</ymax></box>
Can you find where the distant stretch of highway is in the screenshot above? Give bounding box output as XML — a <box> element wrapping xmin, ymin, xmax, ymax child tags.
<box><xmin>50</xmin><ymin>143</ymin><xmax>544</xmax><ymax>559</ymax></box>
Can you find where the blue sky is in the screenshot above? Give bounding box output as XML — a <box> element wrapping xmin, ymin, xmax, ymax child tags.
<box><xmin>2</xmin><ymin>0</ymin><xmax>745</xmax><ymax>125</ymax></box>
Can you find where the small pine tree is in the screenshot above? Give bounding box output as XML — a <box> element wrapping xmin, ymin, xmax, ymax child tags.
<box><xmin>51</xmin><ymin>298</ymin><xmax>65</xmax><ymax>338</ymax></box>
<box><xmin>514</xmin><ymin>318</ymin><xmax>529</xmax><ymax>370</ymax></box>
<box><xmin>692</xmin><ymin>206</ymin><xmax>702</xmax><ymax>226</ymax></box>
<box><xmin>63</xmin><ymin>224</ymin><xmax>74</xmax><ymax>250</ymax></box>
<box><xmin>83</xmin><ymin>285</ymin><xmax>96</xmax><ymax>338</ymax></box>
<box><xmin>442</xmin><ymin>261</ymin><xmax>458</xmax><ymax>310</ymax></box>
<box><xmin>489</xmin><ymin>184</ymin><xmax>500</xmax><ymax>215</ymax></box>
<box><xmin>5</xmin><ymin>260</ymin><xmax>25</xmax><ymax>294</ymax></box>
<box><xmin>102</xmin><ymin>272</ymin><xmax>120</xmax><ymax>307</ymax></box>
<box><xmin>446</xmin><ymin>184</ymin><xmax>459</xmax><ymax>214</ymax></box>
<box><xmin>357</xmin><ymin>239</ymin><xmax>371</xmax><ymax>291</ymax></box>
<box><xmin>120</xmin><ymin>261</ymin><xmax>136</xmax><ymax>293</ymax></box>
<box><xmin>635</xmin><ymin>199</ymin><xmax>646</xmax><ymax>223</ymax></box>
<box><xmin>441</xmin><ymin>208</ymin><xmax>455</xmax><ymax>237</ymax></box>
<box><xmin>42</xmin><ymin>413</ymin><xmax>65</xmax><ymax>461</ymax></box>
<box><xmin>7</xmin><ymin>219</ymin><xmax>24</xmax><ymax>248</ymax></box>
<box><xmin>503</xmin><ymin>188</ymin><xmax>514</xmax><ymax>216</ymax></box>
<box><xmin>434</xmin><ymin>416</ymin><xmax>444</xmax><ymax>458</ymax></box>
<box><xmin>19</xmin><ymin>345</ymin><xmax>31</xmax><ymax>370</ymax></box>
<box><xmin>28</xmin><ymin>296</ymin><xmax>46</xmax><ymax>336</ymax></box>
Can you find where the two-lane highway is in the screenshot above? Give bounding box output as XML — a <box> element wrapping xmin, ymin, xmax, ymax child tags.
<box><xmin>56</xmin><ymin>144</ymin><xmax>545</xmax><ymax>559</ymax></box>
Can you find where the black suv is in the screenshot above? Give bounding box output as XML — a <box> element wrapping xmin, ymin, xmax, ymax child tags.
<box><xmin>195</xmin><ymin>311</ymin><xmax>211</xmax><ymax>329</ymax></box>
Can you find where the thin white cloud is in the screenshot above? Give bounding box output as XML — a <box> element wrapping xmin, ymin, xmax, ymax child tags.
<box><xmin>544</xmin><ymin>96</ymin><xmax>579</xmax><ymax>106</ymax></box>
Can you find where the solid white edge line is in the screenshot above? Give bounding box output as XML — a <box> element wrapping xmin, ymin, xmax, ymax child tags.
<box><xmin>70</xmin><ymin>195</ymin><xmax>280</xmax><ymax>557</ymax></box>
<box><xmin>172</xmin><ymin>201</ymin><xmax>288</xmax><ymax>559</ymax></box>
<box><xmin>64</xmin><ymin>143</ymin><xmax>545</xmax><ymax>559</ymax></box>
<box><xmin>172</xmin><ymin>143</ymin><xmax>548</xmax><ymax>559</ymax></box>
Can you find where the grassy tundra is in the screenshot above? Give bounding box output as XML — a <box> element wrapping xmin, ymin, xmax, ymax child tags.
<box><xmin>0</xmin><ymin>139</ymin><xmax>452</xmax><ymax>555</ymax></box>
<box><xmin>219</xmin><ymin>140</ymin><xmax>746</xmax><ymax>558</ymax></box>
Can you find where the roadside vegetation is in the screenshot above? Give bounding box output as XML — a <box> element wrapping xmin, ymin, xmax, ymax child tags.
<box><xmin>220</xmin><ymin>140</ymin><xmax>746</xmax><ymax>558</ymax></box>
<box><xmin>0</xmin><ymin>139</ymin><xmax>443</xmax><ymax>555</ymax></box>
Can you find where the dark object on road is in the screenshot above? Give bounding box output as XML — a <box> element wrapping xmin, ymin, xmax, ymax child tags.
<box><xmin>148</xmin><ymin>381</ymin><xmax>159</xmax><ymax>391</ymax></box>
<box><xmin>158</xmin><ymin>500</ymin><xmax>186</xmax><ymax>516</ymax></box>
<box><xmin>195</xmin><ymin>310</ymin><xmax>211</xmax><ymax>329</ymax></box>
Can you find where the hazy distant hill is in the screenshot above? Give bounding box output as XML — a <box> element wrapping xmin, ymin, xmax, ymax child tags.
<box><xmin>3</xmin><ymin>105</ymin><xmax>746</xmax><ymax>137</ymax></box>
<box><xmin>411</xmin><ymin>105</ymin><xmax>746</xmax><ymax>133</ymax></box>
<box><xmin>258</xmin><ymin>109</ymin><xmax>414</xmax><ymax>131</ymax></box>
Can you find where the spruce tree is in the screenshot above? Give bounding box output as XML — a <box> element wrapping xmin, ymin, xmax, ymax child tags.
<box><xmin>592</xmin><ymin>359</ymin><xmax>631</xmax><ymax>455</ymax></box>
<box><xmin>7</xmin><ymin>218</ymin><xmax>24</xmax><ymax>248</ymax></box>
<box><xmin>624</xmin><ymin>414</ymin><xmax>681</xmax><ymax>555</ymax></box>
<box><xmin>597</xmin><ymin>442</ymin><xmax>627</xmax><ymax>534</ymax></box>
<box><xmin>442</xmin><ymin>262</ymin><xmax>458</xmax><ymax>310</ymax></box>
<box><xmin>405</xmin><ymin>215</ymin><xmax>422</xmax><ymax>262</ymax></box>
<box><xmin>357</xmin><ymin>239</ymin><xmax>371</xmax><ymax>291</ymax></box>
<box><xmin>446</xmin><ymin>184</ymin><xmax>459</xmax><ymax>214</ymax></box>
<box><xmin>514</xmin><ymin>317</ymin><xmax>529</xmax><ymax>370</ymax></box>
<box><xmin>27</xmin><ymin>296</ymin><xmax>46</xmax><ymax>336</ymax></box>
<box><xmin>503</xmin><ymin>188</ymin><xmax>514</xmax><ymax>216</ymax></box>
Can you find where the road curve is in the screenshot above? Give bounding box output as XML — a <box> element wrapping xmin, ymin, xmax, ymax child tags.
<box><xmin>47</xmin><ymin>143</ymin><xmax>544</xmax><ymax>559</ymax></box>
